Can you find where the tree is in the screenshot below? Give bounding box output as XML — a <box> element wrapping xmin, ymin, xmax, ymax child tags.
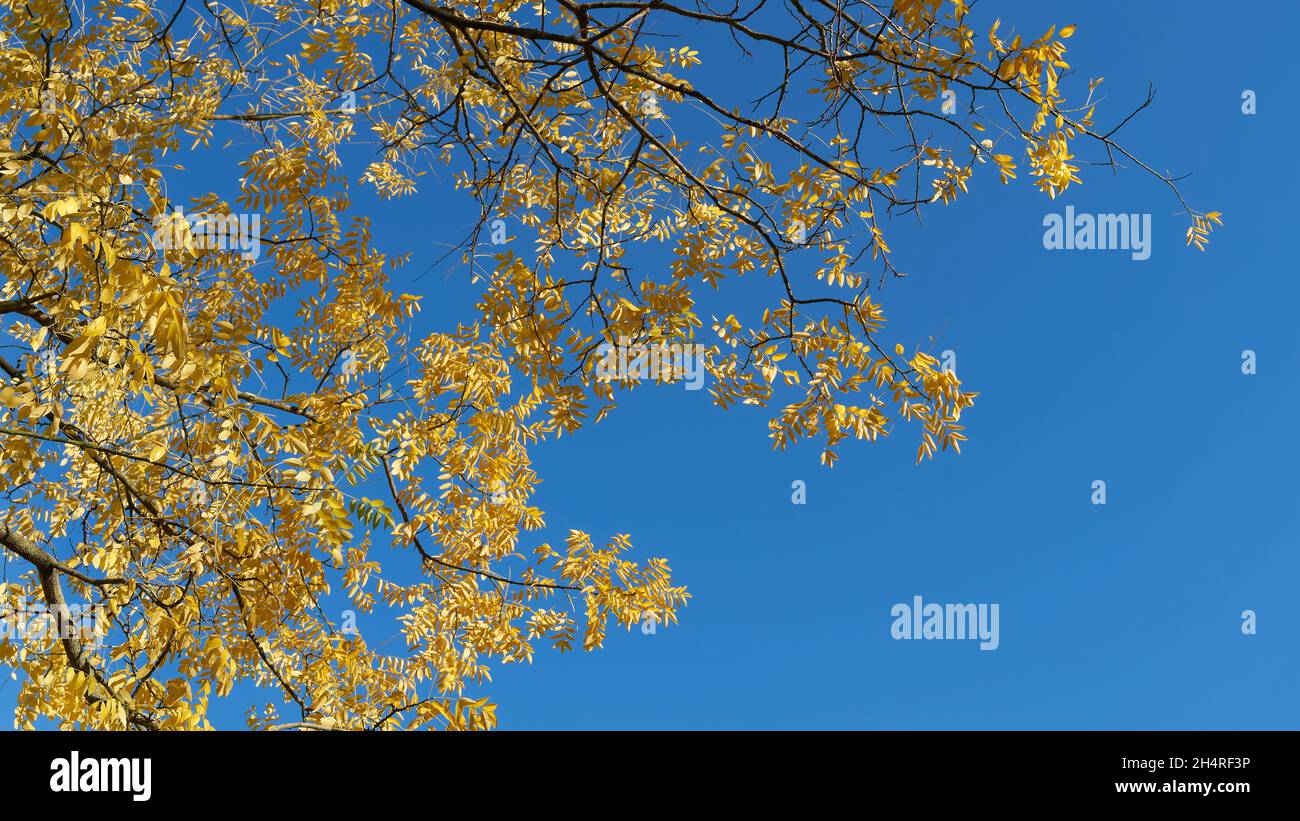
<box><xmin>0</xmin><ymin>0</ymin><xmax>1215</xmax><ymax>729</ymax></box>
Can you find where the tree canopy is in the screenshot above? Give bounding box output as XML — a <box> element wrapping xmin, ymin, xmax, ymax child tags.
<box><xmin>0</xmin><ymin>0</ymin><xmax>1214</xmax><ymax>729</ymax></box>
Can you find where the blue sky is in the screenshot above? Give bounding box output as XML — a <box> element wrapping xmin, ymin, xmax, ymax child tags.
<box><xmin>4</xmin><ymin>0</ymin><xmax>1296</xmax><ymax>729</ymax></box>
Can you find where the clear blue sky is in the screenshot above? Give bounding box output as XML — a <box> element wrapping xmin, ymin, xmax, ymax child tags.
<box><xmin>4</xmin><ymin>0</ymin><xmax>1296</xmax><ymax>729</ymax></box>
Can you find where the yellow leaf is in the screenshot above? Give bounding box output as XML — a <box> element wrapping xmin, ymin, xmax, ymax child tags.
<box><xmin>63</xmin><ymin>316</ymin><xmax>107</xmax><ymax>360</ymax></box>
